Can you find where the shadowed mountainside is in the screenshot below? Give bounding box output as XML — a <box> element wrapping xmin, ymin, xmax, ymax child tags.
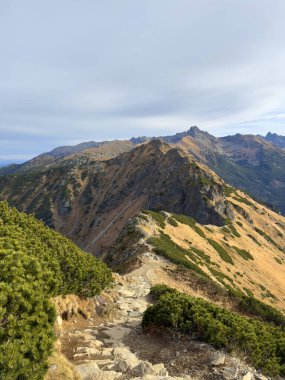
<box><xmin>0</xmin><ymin>140</ymin><xmax>234</xmax><ymax>256</ymax></box>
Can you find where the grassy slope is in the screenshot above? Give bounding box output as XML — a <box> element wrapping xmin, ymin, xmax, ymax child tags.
<box><xmin>139</xmin><ymin>189</ymin><xmax>285</xmax><ymax>312</ymax></box>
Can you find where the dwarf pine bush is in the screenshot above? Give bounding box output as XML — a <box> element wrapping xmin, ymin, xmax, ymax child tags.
<box><xmin>0</xmin><ymin>201</ymin><xmax>112</xmax><ymax>379</ymax></box>
<box><xmin>143</xmin><ymin>287</ymin><xmax>285</xmax><ymax>376</ymax></box>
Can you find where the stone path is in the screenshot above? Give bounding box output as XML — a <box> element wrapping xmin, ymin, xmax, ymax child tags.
<box><xmin>63</xmin><ymin>252</ymin><xmax>270</xmax><ymax>380</ymax></box>
<box><xmin>68</xmin><ymin>254</ymin><xmax>192</xmax><ymax>380</ymax></box>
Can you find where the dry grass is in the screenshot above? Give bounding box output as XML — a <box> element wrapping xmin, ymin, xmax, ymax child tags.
<box><xmin>140</xmin><ymin>191</ymin><xmax>285</xmax><ymax>312</ymax></box>
<box><xmin>45</xmin><ymin>348</ymin><xmax>80</xmax><ymax>380</ymax></box>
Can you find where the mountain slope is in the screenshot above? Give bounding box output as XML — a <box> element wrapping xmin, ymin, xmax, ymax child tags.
<box><xmin>0</xmin><ymin>140</ymin><xmax>234</xmax><ymax>256</ymax></box>
<box><xmin>176</xmin><ymin>130</ymin><xmax>285</xmax><ymax>214</ymax></box>
<box><xmin>0</xmin><ymin>140</ymin><xmax>134</xmax><ymax>175</ymax></box>
<box><xmin>130</xmin><ymin>127</ymin><xmax>285</xmax><ymax>214</ymax></box>
<box><xmin>2</xmin><ymin>127</ymin><xmax>285</xmax><ymax>214</ymax></box>
<box><xmin>105</xmin><ymin>188</ymin><xmax>285</xmax><ymax>312</ymax></box>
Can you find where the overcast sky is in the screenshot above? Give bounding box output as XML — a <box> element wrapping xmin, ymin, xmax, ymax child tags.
<box><xmin>1</xmin><ymin>0</ymin><xmax>285</xmax><ymax>161</ymax></box>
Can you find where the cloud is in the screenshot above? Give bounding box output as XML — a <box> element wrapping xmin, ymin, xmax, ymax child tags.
<box><xmin>1</xmin><ymin>0</ymin><xmax>285</xmax><ymax>159</ymax></box>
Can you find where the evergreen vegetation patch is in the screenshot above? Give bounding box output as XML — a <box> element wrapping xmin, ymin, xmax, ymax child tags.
<box><xmin>232</xmin><ymin>246</ymin><xmax>254</xmax><ymax>261</ymax></box>
<box><xmin>143</xmin><ymin>287</ymin><xmax>285</xmax><ymax>376</ymax></box>
<box><xmin>142</xmin><ymin>210</ymin><xmax>166</xmax><ymax>229</ymax></box>
<box><xmin>168</xmin><ymin>217</ymin><xmax>178</xmax><ymax>227</ymax></box>
<box><xmin>0</xmin><ymin>202</ymin><xmax>112</xmax><ymax>379</ymax></box>
<box><xmin>207</xmin><ymin>239</ymin><xmax>234</xmax><ymax>265</ymax></box>
<box><xmin>148</xmin><ymin>233</ymin><xmax>209</xmax><ymax>278</ymax></box>
<box><xmin>172</xmin><ymin>214</ymin><xmax>206</xmax><ymax>238</ymax></box>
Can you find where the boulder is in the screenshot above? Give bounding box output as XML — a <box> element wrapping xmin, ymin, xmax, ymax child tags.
<box><xmin>131</xmin><ymin>361</ymin><xmax>168</xmax><ymax>377</ymax></box>
<box><xmin>211</xmin><ymin>352</ymin><xmax>226</xmax><ymax>366</ymax></box>
<box><xmin>102</xmin><ymin>326</ymin><xmax>131</xmax><ymax>340</ymax></box>
<box><xmin>111</xmin><ymin>347</ymin><xmax>140</xmax><ymax>372</ymax></box>
<box><xmin>76</xmin><ymin>363</ymin><xmax>99</xmax><ymax>378</ymax></box>
<box><xmin>242</xmin><ymin>373</ymin><xmax>253</xmax><ymax>380</ymax></box>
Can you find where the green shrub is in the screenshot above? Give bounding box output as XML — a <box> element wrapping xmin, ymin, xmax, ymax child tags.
<box><xmin>191</xmin><ymin>247</ymin><xmax>212</xmax><ymax>264</ymax></box>
<box><xmin>233</xmin><ymin>246</ymin><xmax>254</xmax><ymax>261</ymax></box>
<box><xmin>143</xmin><ymin>210</ymin><xmax>166</xmax><ymax>229</ymax></box>
<box><xmin>172</xmin><ymin>214</ymin><xmax>206</xmax><ymax>238</ymax></box>
<box><xmin>247</xmin><ymin>234</ymin><xmax>261</xmax><ymax>246</ymax></box>
<box><xmin>168</xmin><ymin>217</ymin><xmax>178</xmax><ymax>227</ymax></box>
<box><xmin>149</xmin><ymin>284</ymin><xmax>177</xmax><ymax>300</ymax></box>
<box><xmin>143</xmin><ymin>289</ymin><xmax>285</xmax><ymax>376</ymax></box>
<box><xmin>254</xmin><ymin>227</ymin><xmax>283</xmax><ymax>251</ymax></box>
<box><xmin>0</xmin><ymin>201</ymin><xmax>112</xmax><ymax>379</ymax></box>
<box><xmin>275</xmin><ymin>257</ymin><xmax>283</xmax><ymax>265</ymax></box>
<box><xmin>223</xmin><ymin>185</ymin><xmax>235</xmax><ymax>197</ymax></box>
<box><xmin>207</xmin><ymin>238</ymin><xmax>234</xmax><ymax>265</ymax></box>
<box><xmin>228</xmin><ymin>224</ymin><xmax>241</xmax><ymax>238</ymax></box>
<box><xmin>233</xmin><ymin>196</ymin><xmax>255</xmax><ymax>207</ymax></box>
<box><xmin>222</xmin><ymin>226</ymin><xmax>231</xmax><ymax>234</ymax></box>
<box><xmin>148</xmin><ymin>233</ymin><xmax>208</xmax><ymax>278</ymax></box>
<box><xmin>228</xmin><ymin>288</ymin><xmax>285</xmax><ymax>327</ymax></box>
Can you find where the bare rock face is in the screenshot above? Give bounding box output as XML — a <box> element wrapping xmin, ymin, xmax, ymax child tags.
<box><xmin>0</xmin><ymin>140</ymin><xmax>233</xmax><ymax>256</ymax></box>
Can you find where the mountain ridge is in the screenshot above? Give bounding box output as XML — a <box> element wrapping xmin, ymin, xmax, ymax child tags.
<box><xmin>0</xmin><ymin>140</ymin><xmax>235</xmax><ymax>256</ymax></box>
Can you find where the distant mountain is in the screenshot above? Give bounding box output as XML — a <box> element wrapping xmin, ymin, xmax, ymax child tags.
<box><xmin>1</xmin><ymin>126</ymin><xmax>285</xmax><ymax>217</ymax></box>
<box><xmin>0</xmin><ymin>140</ymin><xmax>135</xmax><ymax>175</ymax></box>
<box><xmin>130</xmin><ymin>127</ymin><xmax>285</xmax><ymax>215</ymax></box>
<box><xmin>129</xmin><ymin>126</ymin><xmax>209</xmax><ymax>144</ymax></box>
<box><xmin>263</xmin><ymin>132</ymin><xmax>285</xmax><ymax>149</ymax></box>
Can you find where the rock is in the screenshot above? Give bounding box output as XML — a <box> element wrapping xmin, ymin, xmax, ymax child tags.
<box><xmin>84</xmin><ymin>328</ymin><xmax>98</xmax><ymax>335</ymax></box>
<box><xmin>56</xmin><ymin>315</ymin><xmax>63</xmax><ymax>326</ymax></box>
<box><xmin>49</xmin><ymin>364</ymin><xmax>57</xmax><ymax>371</ymax></box>
<box><xmin>128</xmin><ymin>311</ymin><xmax>141</xmax><ymax>318</ymax></box>
<box><xmin>152</xmin><ymin>363</ymin><xmax>168</xmax><ymax>376</ymax></box>
<box><xmin>74</xmin><ymin>353</ymin><xmax>89</xmax><ymax>360</ymax></box>
<box><xmin>89</xmin><ymin>339</ymin><xmax>103</xmax><ymax>349</ymax></box>
<box><xmin>211</xmin><ymin>352</ymin><xmax>226</xmax><ymax>366</ymax></box>
<box><xmin>254</xmin><ymin>375</ymin><xmax>268</xmax><ymax>380</ymax></box>
<box><xmin>93</xmin><ymin>371</ymin><xmax>122</xmax><ymax>380</ymax></box>
<box><xmin>222</xmin><ymin>366</ymin><xmax>238</xmax><ymax>380</ymax></box>
<box><xmin>131</xmin><ymin>361</ymin><xmax>168</xmax><ymax>377</ymax></box>
<box><xmin>118</xmin><ymin>289</ymin><xmax>135</xmax><ymax>298</ymax></box>
<box><xmin>111</xmin><ymin>359</ymin><xmax>134</xmax><ymax>373</ymax></box>
<box><xmin>94</xmin><ymin>358</ymin><xmax>115</xmax><ymax>368</ymax></box>
<box><xmin>76</xmin><ymin>363</ymin><xmax>99</xmax><ymax>379</ymax></box>
<box><xmin>111</xmin><ymin>346</ymin><xmax>140</xmax><ymax>372</ymax></box>
<box><xmin>102</xmin><ymin>326</ymin><xmax>131</xmax><ymax>340</ymax></box>
<box><xmin>131</xmin><ymin>362</ymin><xmax>153</xmax><ymax>377</ymax></box>
<box><xmin>86</xmin><ymin>347</ymin><xmax>100</xmax><ymax>356</ymax></box>
<box><xmin>100</xmin><ymin>348</ymin><xmax>114</xmax><ymax>357</ymax></box>
<box><xmin>243</xmin><ymin>373</ymin><xmax>253</xmax><ymax>380</ymax></box>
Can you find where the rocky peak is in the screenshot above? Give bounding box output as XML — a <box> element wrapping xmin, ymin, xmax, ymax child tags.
<box><xmin>265</xmin><ymin>132</ymin><xmax>285</xmax><ymax>149</ymax></box>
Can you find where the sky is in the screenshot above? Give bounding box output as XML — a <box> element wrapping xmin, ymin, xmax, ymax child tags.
<box><xmin>1</xmin><ymin>0</ymin><xmax>285</xmax><ymax>162</ymax></box>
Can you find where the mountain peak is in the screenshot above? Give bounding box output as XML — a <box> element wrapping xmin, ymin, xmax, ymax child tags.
<box><xmin>264</xmin><ymin>131</ymin><xmax>285</xmax><ymax>149</ymax></box>
<box><xmin>188</xmin><ymin>126</ymin><xmax>202</xmax><ymax>136</ymax></box>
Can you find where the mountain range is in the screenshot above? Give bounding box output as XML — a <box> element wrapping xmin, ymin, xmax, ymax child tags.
<box><xmin>1</xmin><ymin>127</ymin><xmax>285</xmax><ymax>216</ymax></box>
<box><xmin>2</xmin><ymin>127</ymin><xmax>285</xmax><ymax>379</ymax></box>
